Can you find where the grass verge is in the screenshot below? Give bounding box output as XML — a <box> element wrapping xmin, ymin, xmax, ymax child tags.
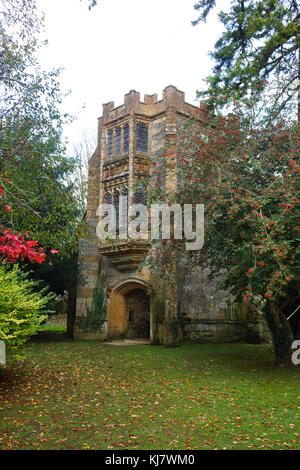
<box><xmin>0</xmin><ymin>341</ymin><xmax>299</xmax><ymax>450</ymax></box>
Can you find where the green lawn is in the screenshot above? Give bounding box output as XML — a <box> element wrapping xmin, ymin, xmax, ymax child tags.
<box><xmin>0</xmin><ymin>341</ymin><xmax>299</xmax><ymax>450</ymax></box>
<box><xmin>37</xmin><ymin>324</ymin><xmax>66</xmax><ymax>333</ymax></box>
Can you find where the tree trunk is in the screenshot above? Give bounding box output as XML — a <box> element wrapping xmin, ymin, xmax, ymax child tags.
<box><xmin>66</xmin><ymin>252</ymin><xmax>78</xmax><ymax>339</ymax></box>
<box><xmin>264</xmin><ymin>300</ymin><xmax>294</xmax><ymax>365</ymax></box>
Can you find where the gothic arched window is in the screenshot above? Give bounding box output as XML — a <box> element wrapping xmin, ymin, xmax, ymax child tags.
<box><xmin>136</xmin><ymin>122</ymin><xmax>148</xmax><ymax>153</ymax></box>
<box><xmin>103</xmin><ymin>191</ymin><xmax>113</xmax><ymax>232</ymax></box>
<box><xmin>123</xmin><ymin>124</ymin><xmax>129</xmax><ymax>154</ymax></box>
<box><xmin>115</xmin><ymin>127</ymin><xmax>121</xmax><ymax>156</ymax></box>
<box><xmin>107</xmin><ymin>130</ymin><xmax>113</xmax><ymax>160</ymax></box>
<box><xmin>114</xmin><ymin>189</ymin><xmax>120</xmax><ymax>230</ymax></box>
<box><xmin>119</xmin><ymin>187</ymin><xmax>128</xmax><ymax>233</ymax></box>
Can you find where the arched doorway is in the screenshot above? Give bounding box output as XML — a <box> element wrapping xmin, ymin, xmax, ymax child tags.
<box><xmin>107</xmin><ymin>278</ymin><xmax>150</xmax><ymax>339</ymax></box>
<box><xmin>125</xmin><ymin>289</ymin><xmax>150</xmax><ymax>339</ymax></box>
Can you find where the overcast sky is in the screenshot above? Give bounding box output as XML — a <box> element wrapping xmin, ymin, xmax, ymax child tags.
<box><xmin>36</xmin><ymin>0</ymin><xmax>227</xmax><ymax>153</ymax></box>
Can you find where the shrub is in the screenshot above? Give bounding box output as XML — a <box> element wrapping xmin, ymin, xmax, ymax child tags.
<box><xmin>0</xmin><ymin>264</ymin><xmax>55</xmax><ymax>358</ymax></box>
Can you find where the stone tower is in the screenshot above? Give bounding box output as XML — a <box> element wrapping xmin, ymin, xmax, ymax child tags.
<box><xmin>75</xmin><ymin>86</ymin><xmax>269</xmax><ymax>344</ymax></box>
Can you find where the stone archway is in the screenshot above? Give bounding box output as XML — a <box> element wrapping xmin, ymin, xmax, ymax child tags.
<box><xmin>107</xmin><ymin>278</ymin><xmax>150</xmax><ymax>339</ymax></box>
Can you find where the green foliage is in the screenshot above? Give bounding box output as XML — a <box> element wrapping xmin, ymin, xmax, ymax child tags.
<box><xmin>193</xmin><ymin>0</ymin><xmax>299</xmax><ymax>117</ymax></box>
<box><xmin>146</xmin><ymin>92</ymin><xmax>299</xmax><ymax>363</ymax></box>
<box><xmin>46</xmin><ymin>295</ymin><xmax>67</xmax><ymax>317</ymax></box>
<box><xmin>37</xmin><ymin>323</ymin><xmax>66</xmax><ymax>333</ymax></box>
<box><xmin>0</xmin><ymin>0</ymin><xmax>87</xmax><ymax>306</ymax></box>
<box><xmin>25</xmin><ymin>252</ymin><xmax>80</xmax><ymax>299</ymax></box>
<box><xmin>0</xmin><ymin>0</ymin><xmax>86</xmax><ymax>256</ymax></box>
<box><xmin>80</xmin><ymin>264</ymin><xmax>107</xmax><ymax>332</ymax></box>
<box><xmin>0</xmin><ymin>263</ymin><xmax>55</xmax><ymax>357</ymax></box>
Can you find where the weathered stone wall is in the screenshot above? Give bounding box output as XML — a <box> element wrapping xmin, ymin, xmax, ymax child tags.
<box><xmin>75</xmin><ymin>142</ymin><xmax>101</xmax><ymax>324</ymax></box>
<box><xmin>75</xmin><ymin>85</ymin><xmax>270</xmax><ymax>345</ymax></box>
<box><xmin>74</xmin><ymin>129</ymin><xmax>102</xmax><ymax>338</ymax></box>
<box><xmin>74</xmin><ymin>217</ymin><xmax>102</xmax><ymax>340</ymax></box>
<box><xmin>177</xmin><ymin>266</ymin><xmax>244</xmax><ymax>342</ymax></box>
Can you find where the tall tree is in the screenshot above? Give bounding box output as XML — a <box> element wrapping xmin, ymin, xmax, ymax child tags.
<box><xmin>146</xmin><ymin>96</ymin><xmax>299</xmax><ymax>365</ymax></box>
<box><xmin>0</xmin><ymin>0</ymin><xmax>86</xmax><ymax>250</ymax></box>
<box><xmin>0</xmin><ymin>0</ymin><xmax>86</xmax><ymax>336</ymax></box>
<box><xmin>193</xmin><ymin>0</ymin><xmax>300</xmax><ymax>118</ymax></box>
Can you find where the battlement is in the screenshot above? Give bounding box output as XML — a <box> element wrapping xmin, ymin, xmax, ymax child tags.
<box><xmin>100</xmin><ymin>85</ymin><xmax>201</xmax><ymax>125</ymax></box>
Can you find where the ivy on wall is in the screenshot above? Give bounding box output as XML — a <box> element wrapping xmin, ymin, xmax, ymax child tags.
<box><xmin>80</xmin><ymin>263</ymin><xmax>107</xmax><ymax>332</ymax></box>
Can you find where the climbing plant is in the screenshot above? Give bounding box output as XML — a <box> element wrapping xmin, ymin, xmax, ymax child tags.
<box><xmin>80</xmin><ymin>263</ymin><xmax>107</xmax><ymax>332</ymax></box>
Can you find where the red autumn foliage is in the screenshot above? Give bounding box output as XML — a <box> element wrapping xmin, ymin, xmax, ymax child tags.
<box><xmin>0</xmin><ymin>229</ymin><xmax>46</xmax><ymax>263</ymax></box>
<box><xmin>0</xmin><ymin>180</ymin><xmax>46</xmax><ymax>264</ymax></box>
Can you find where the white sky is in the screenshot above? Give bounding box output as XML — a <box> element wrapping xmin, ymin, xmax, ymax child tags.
<box><xmin>36</xmin><ymin>0</ymin><xmax>227</xmax><ymax>153</ymax></box>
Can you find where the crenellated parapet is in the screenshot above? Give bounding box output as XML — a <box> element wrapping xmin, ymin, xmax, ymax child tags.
<box><xmin>98</xmin><ymin>85</ymin><xmax>203</xmax><ymax>126</ymax></box>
